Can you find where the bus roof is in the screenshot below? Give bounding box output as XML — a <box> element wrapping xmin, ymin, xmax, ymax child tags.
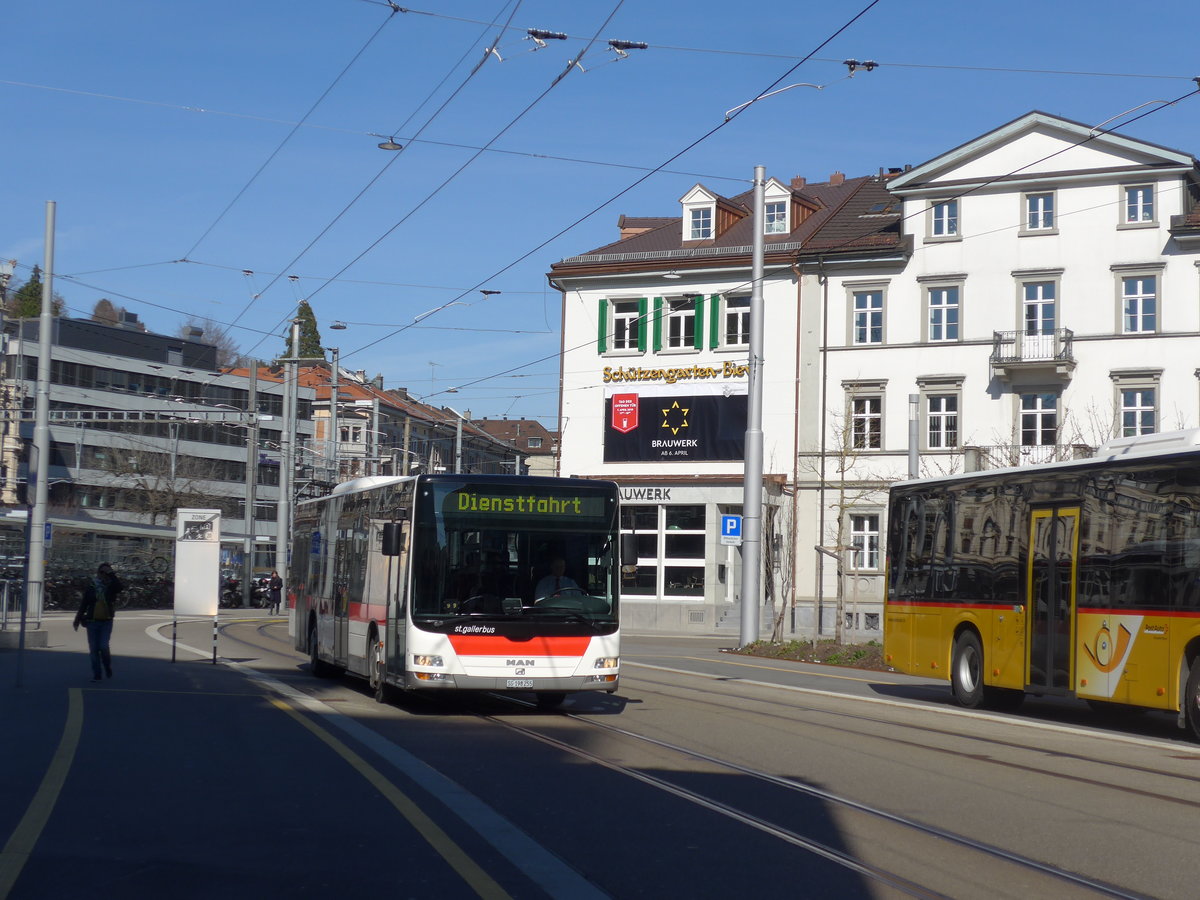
<box><xmin>892</xmin><ymin>428</ymin><xmax>1200</xmax><ymax>492</ymax></box>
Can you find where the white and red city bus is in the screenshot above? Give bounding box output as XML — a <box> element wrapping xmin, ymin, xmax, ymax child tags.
<box><xmin>290</xmin><ymin>473</ymin><xmax>623</xmax><ymax>707</ymax></box>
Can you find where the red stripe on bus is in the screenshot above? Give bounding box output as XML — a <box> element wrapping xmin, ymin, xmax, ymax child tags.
<box><xmin>448</xmin><ymin>635</ymin><xmax>592</xmax><ymax>656</ymax></box>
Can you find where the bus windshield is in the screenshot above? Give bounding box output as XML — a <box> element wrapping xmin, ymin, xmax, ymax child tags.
<box><xmin>410</xmin><ymin>479</ymin><xmax>619</xmax><ymax>626</ymax></box>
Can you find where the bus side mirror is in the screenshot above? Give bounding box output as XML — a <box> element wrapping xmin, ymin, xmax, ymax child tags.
<box><xmin>382</xmin><ymin>522</ymin><xmax>405</xmax><ymax>556</ymax></box>
<box><xmin>620</xmin><ymin>533</ymin><xmax>638</xmax><ymax>568</ymax></box>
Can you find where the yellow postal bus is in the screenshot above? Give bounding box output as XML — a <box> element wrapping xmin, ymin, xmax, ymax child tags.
<box><xmin>884</xmin><ymin>429</ymin><xmax>1200</xmax><ymax>739</ymax></box>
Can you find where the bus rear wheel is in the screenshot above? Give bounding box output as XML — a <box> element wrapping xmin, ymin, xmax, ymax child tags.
<box><xmin>951</xmin><ymin>631</ymin><xmax>986</xmax><ymax>709</ymax></box>
<box><xmin>309</xmin><ymin>624</ymin><xmax>331</xmax><ymax>678</ymax></box>
<box><xmin>1184</xmin><ymin>658</ymin><xmax>1200</xmax><ymax>742</ymax></box>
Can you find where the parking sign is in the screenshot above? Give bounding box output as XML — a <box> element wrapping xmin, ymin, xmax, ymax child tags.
<box><xmin>720</xmin><ymin>514</ymin><xmax>742</xmax><ymax>546</ymax></box>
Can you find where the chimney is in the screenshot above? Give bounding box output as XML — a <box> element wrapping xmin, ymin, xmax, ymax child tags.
<box><xmin>790</xmin><ymin>176</ymin><xmax>806</xmax><ymax>191</ymax></box>
<box><xmin>830</xmin><ymin>171</ymin><xmax>845</xmax><ymax>186</ymax></box>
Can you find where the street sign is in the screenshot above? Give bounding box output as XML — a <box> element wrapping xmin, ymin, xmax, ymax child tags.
<box><xmin>720</xmin><ymin>514</ymin><xmax>742</xmax><ymax>546</ymax></box>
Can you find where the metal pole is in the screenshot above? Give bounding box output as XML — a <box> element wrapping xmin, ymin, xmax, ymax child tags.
<box><xmin>371</xmin><ymin>396</ymin><xmax>380</xmax><ymax>477</ymax></box>
<box><xmin>275</xmin><ymin>320</ymin><xmax>299</xmax><ymax>593</ymax></box>
<box><xmin>739</xmin><ymin>166</ymin><xmax>765</xmax><ymax>646</ymax></box>
<box><xmin>908</xmin><ymin>393</ymin><xmax>919</xmax><ymax>479</ymax></box>
<box><xmin>242</xmin><ymin>365</ymin><xmax>258</xmax><ymax>607</ymax></box>
<box><xmin>27</xmin><ymin>201</ymin><xmax>55</xmax><ymax>628</ymax></box>
<box><xmin>454</xmin><ymin>415</ymin><xmax>463</xmax><ymax>473</ymax></box>
<box><xmin>328</xmin><ymin>348</ymin><xmax>339</xmax><ymax>483</ymax></box>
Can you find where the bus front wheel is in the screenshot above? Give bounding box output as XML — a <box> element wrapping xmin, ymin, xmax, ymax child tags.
<box><xmin>1184</xmin><ymin>658</ymin><xmax>1200</xmax><ymax>741</ymax></box>
<box><xmin>951</xmin><ymin>631</ymin><xmax>985</xmax><ymax>709</ymax></box>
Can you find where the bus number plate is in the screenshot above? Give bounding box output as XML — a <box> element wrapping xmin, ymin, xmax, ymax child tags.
<box><xmin>506</xmin><ymin>679</ymin><xmax>534</xmax><ymax>689</ymax></box>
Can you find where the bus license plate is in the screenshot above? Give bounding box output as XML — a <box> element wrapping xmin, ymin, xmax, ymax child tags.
<box><xmin>506</xmin><ymin>679</ymin><xmax>534</xmax><ymax>689</ymax></box>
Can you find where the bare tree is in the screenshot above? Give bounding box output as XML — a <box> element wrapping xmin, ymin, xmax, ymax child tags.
<box><xmin>797</xmin><ymin>402</ymin><xmax>892</xmax><ymax>644</ymax></box>
<box><xmin>178</xmin><ymin>317</ymin><xmax>244</xmax><ymax>368</ymax></box>
<box><xmin>91</xmin><ymin>441</ymin><xmax>238</xmax><ymax>525</ymax></box>
<box><xmin>91</xmin><ymin>298</ymin><xmax>121</xmax><ymax>325</ymax></box>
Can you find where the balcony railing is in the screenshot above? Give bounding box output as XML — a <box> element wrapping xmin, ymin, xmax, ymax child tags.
<box><xmin>990</xmin><ymin>328</ymin><xmax>1075</xmax><ymax>379</ymax></box>
<box><xmin>963</xmin><ymin>442</ymin><xmax>1095</xmax><ymax>471</ymax></box>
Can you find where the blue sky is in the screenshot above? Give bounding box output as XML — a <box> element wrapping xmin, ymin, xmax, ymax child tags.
<box><xmin>4</xmin><ymin>0</ymin><xmax>1197</xmax><ymax>425</ymax></box>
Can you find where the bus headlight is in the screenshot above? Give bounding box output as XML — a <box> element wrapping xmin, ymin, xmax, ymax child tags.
<box><xmin>593</xmin><ymin>656</ymin><xmax>618</xmax><ymax>669</ymax></box>
<box><xmin>413</xmin><ymin>654</ymin><xmax>444</xmax><ymax>667</ymax></box>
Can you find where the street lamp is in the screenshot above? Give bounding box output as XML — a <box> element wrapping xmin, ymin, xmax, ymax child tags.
<box><xmin>740</xmin><ymin>166</ymin><xmax>765</xmax><ymax>647</ymax></box>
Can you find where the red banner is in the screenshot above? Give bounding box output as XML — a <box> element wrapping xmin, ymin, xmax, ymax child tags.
<box><xmin>611</xmin><ymin>393</ymin><xmax>639</xmax><ymax>434</ymax></box>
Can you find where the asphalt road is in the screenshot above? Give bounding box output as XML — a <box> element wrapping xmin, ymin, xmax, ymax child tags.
<box><xmin>3</xmin><ymin>613</ymin><xmax>1199</xmax><ymax>899</ymax></box>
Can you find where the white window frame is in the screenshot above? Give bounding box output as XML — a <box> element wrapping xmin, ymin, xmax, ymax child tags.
<box><xmin>848</xmin><ymin>512</ymin><xmax>882</xmax><ymax>571</ymax></box>
<box><xmin>1023</xmin><ymin>191</ymin><xmax>1056</xmax><ymax>233</ymax></box>
<box><xmin>1122</xmin><ymin>184</ymin><xmax>1156</xmax><ymax>226</ymax></box>
<box><xmin>689</xmin><ymin>207</ymin><xmax>713</xmax><ymax>240</ymax></box>
<box><xmin>850</xmin><ymin>288</ymin><xmax>885</xmax><ymax>345</ymax></box>
<box><xmin>926</xmin><ymin>393</ymin><xmax>960</xmax><ymax>449</ymax></box>
<box><xmin>850</xmin><ymin>395</ymin><xmax>883</xmax><ymax>450</ymax></box>
<box><xmin>928</xmin><ymin>199</ymin><xmax>959</xmax><ymax>240</ymax></box>
<box><xmin>722</xmin><ymin>295</ymin><xmax>750</xmax><ymax>349</ymax></box>
<box><xmin>1110</xmin><ymin>370</ymin><xmax>1162</xmax><ymax>439</ymax></box>
<box><xmin>1121</xmin><ymin>274</ymin><xmax>1158</xmax><ymax>334</ymax></box>
<box><xmin>665</xmin><ymin>296</ymin><xmax>697</xmax><ymax>351</ymax></box>
<box><xmin>1019</xmin><ymin>392</ymin><xmax>1058</xmax><ymax>448</ymax></box>
<box><xmin>926</xmin><ymin>285</ymin><xmax>961</xmax><ymax>342</ymax></box>
<box><xmin>527</xmin><ymin>437</ymin><xmax>543</xmax><ymax>449</ymax></box>
<box><xmin>1022</xmin><ymin>281</ymin><xmax>1057</xmax><ymax>335</ymax></box>
<box><xmin>764</xmin><ymin>200</ymin><xmax>788</xmax><ymax>235</ymax></box>
<box><xmin>610</xmin><ymin>299</ymin><xmax>644</xmax><ymax>353</ymax></box>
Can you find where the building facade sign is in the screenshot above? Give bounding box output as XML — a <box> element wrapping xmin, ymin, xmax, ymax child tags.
<box><xmin>604</xmin><ymin>383</ymin><xmax>747</xmax><ymax>463</ymax></box>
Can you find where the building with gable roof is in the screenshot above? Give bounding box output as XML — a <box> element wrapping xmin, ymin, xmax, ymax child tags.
<box><xmin>551</xmin><ymin>110</ymin><xmax>1200</xmax><ymax>638</ymax></box>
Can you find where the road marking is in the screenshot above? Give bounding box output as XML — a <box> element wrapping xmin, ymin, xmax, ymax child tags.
<box><xmin>675</xmin><ymin>654</ymin><xmax>890</xmax><ymax>684</ymax></box>
<box><xmin>623</xmin><ymin>661</ymin><xmax>1200</xmax><ymax>753</ymax></box>
<box><xmin>147</xmin><ymin>618</ymin><xmax>608</xmax><ymax>899</ymax></box>
<box><xmin>0</xmin><ymin>689</ymin><xmax>83</xmax><ymax>899</ymax></box>
<box><xmin>268</xmin><ymin>696</ymin><xmax>511</xmax><ymax>900</ymax></box>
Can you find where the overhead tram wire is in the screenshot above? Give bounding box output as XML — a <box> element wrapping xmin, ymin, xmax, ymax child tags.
<box><xmin>291</xmin><ymin>0</ymin><xmax>631</xmax><ymax>322</ymax></box>
<box><xmin>182</xmin><ymin>7</ymin><xmax>404</xmax><ymax>261</ymax></box>
<box><xmin>226</xmin><ymin>0</ymin><xmax>528</xmax><ymax>359</ymax></box>
<box><xmin>330</xmin><ymin>6</ymin><xmax>1196</xmax><ymax>82</ymax></box>
<box><xmin>338</xmin><ymin>0</ymin><xmax>883</xmax><ymax>368</ymax></box>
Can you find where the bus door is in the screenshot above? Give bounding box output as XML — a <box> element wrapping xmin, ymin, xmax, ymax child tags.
<box><xmin>1026</xmin><ymin>506</ymin><xmax>1080</xmax><ymax>693</ymax></box>
<box><xmin>383</xmin><ymin>520</ymin><xmax>411</xmax><ymax>677</ymax></box>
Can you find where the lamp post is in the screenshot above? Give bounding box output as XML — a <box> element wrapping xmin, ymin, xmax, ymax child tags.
<box><xmin>739</xmin><ymin>166</ymin><xmax>765</xmax><ymax>647</ymax></box>
<box><xmin>275</xmin><ymin>319</ymin><xmax>299</xmax><ymax>595</ymax></box>
<box><xmin>327</xmin><ymin>347</ymin><xmax>339</xmax><ymax>482</ymax></box>
<box><xmin>243</xmin><ymin>366</ymin><xmax>259</xmax><ymax>608</ymax></box>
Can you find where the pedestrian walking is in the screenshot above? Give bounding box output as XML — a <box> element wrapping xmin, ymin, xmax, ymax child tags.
<box><xmin>73</xmin><ymin>563</ymin><xmax>123</xmax><ymax>682</ymax></box>
<box><xmin>268</xmin><ymin>570</ymin><xmax>283</xmax><ymax>615</ymax></box>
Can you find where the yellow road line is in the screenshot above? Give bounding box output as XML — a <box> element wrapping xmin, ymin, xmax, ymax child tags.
<box><xmin>0</xmin><ymin>689</ymin><xmax>83</xmax><ymax>899</ymax></box>
<box><xmin>268</xmin><ymin>697</ymin><xmax>511</xmax><ymax>900</ymax></box>
<box><xmin>674</xmin><ymin>655</ymin><xmax>888</xmax><ymax>685</ymax></box>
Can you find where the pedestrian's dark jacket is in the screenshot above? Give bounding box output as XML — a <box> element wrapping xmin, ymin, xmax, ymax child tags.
<box><xmin>74</xmin><ymin>574</ymin><xmax>124</xmax><ymax>626</ymax></box>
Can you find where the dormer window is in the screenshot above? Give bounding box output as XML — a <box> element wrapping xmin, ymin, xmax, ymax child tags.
<box><xmin>689</xmin><ymin>207</ymin><xmax>712</xmax><ymax>240</ymax></box>
<box><xmin>765</xmin><ymin>201</ymin><xmax>788</xmax><ymax>234</ymax></box>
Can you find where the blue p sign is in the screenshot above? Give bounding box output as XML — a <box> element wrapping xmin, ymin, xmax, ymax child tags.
<box><xmin>722</xmin><ymin>515</ymin><xmax>741</xmax><ymax>538</ymax></box>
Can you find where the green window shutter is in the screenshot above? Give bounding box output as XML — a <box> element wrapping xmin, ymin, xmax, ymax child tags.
<box><xmin>597</xmin><ymin>298</ymin><xmax>608</xmax><ymax>354</ymax></box>
<box><xmin>637</xmin><ymin>298</ymin><xmax>648</xmax><ymax>352</ymax></box>
<box><xmin>693</xmin><ymin>295</ymin><xmax>705</xmax><ymax>350</ymax></box>
<box><xmin>709</xmin><ymin>294</ymin><xmax>721</xmax><ymax>349</ymax></box>
<box><xmin>652</xmin><ymin>297</ymin><xmax>664</xmax><ymax>352</ymax></box>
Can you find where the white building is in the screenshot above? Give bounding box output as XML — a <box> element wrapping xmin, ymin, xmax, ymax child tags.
<box><xmin>551</xmin><ymin>111</ymin><xmax>1200</xmax><ymax>638</ymax></box>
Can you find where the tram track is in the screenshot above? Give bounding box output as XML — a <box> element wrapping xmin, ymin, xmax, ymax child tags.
<box><xmin>615</xmin><ymin>670</ymin><xmax>1200</xmax><ymax>796</ymax></box>
<box><xmin>475</xmin><ymin>692</ymin><xmax>1144</xmax><ymax>899</ymax></box>
<box><xmin>211</xmin><ymin>619</ymin><xmax>1177</xmax><ymax>897</ymax></box>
